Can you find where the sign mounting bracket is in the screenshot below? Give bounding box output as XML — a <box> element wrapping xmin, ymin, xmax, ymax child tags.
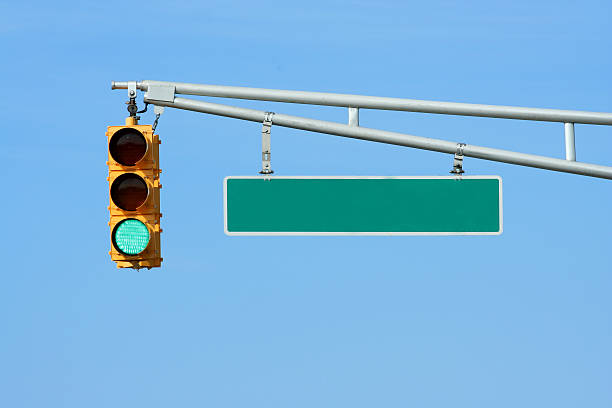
<box><xmin>259</xmin><ymin>112</ymin><xmax>274</xmax><ymax>175</ymax></box>
<box><xmin>450</xmin><ymin>143</ymin><xmax>466</xmax><ymax>175</ymax></box>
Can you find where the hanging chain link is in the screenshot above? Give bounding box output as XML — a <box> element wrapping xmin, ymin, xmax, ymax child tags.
<box><xmin>152</xmin><ymin>113</ymin><xmax>161</xmax><ymax>132</ymax></box>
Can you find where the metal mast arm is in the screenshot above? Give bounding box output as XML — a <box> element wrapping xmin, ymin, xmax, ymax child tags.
<box><xmin>113</xmin><ymin>80</ymin><xmax>612</xmax><ymax>125</ymax></box>
<box><xmin>111</xmin><ymin>80</ymin><xmax>612</xmax><ymax>180</ymax></box>
<box><xmin>146</xmin><ymin>96</ymin><xmax>612</xmax><ymax>180</ymax></box>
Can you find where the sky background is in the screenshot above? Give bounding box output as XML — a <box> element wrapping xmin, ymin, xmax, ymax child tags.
<box><xmin>1</xmin><ymin>1</ymin><xmax>611</xmax><ymax>407</ymax></box>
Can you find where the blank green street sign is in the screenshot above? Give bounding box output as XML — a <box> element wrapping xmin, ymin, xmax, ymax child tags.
<box><xmin>224</xmin><ymin>176</ymin><xmax>502</xmax><ymax>235</ymax></box>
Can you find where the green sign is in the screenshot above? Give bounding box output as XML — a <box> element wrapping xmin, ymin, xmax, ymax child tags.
<box><xmin>224</xmin><ymin>176</ymin><xmax>502</xmax><ymax>235</ymax></box>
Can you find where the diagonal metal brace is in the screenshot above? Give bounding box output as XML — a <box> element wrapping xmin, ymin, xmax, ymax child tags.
<box><xmin>450</xmin><ymin>143</ymin><xmax>466</xmax><ymax>175</ymax></box>
<box><xmin>260</xmin><ymin>112</ymin><xmax>274</xmax><ymax>174</ymax></box>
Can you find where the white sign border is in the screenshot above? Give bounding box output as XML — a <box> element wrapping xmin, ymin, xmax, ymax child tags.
<box><xmin>223</xmin><ymin>175</ymin><xmax>503</xmax><ymax>236</ymax></box>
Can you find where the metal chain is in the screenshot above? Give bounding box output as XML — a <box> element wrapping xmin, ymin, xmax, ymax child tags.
<box><xmin>152</xmin><ymin>113</ymin><xmax>161</xmax><ymax>132</ymax></box>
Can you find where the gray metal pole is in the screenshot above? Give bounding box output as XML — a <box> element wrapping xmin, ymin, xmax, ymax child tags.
<box><xmin>144</xmin><ymin>95</ymin><xmax>612</xmax><ymax>180</ymax></box>
<box><xmin>113</xmin><ymin>80</ymin><xmax>612</xmax><ymax>125</ymax></box>
<box><xmin>564</xmin><ymin>123</ymin><xmax>576</xmax><ymax>161</ymax></box>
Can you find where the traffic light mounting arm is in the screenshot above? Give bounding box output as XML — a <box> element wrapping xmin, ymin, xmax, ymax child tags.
<box><xmin>110</xmin><ymin>80</ymin><xmax>612</xmax><ymax>180</ymax></box>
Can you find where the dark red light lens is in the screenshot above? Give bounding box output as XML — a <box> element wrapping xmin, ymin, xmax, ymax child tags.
<box><xmin>111</xmin><ymin>173</ymin><xmax>148</xmax><ymax>211</ymax></box>
<box><xmin>109</xmin><ymin>128</ymin><xmax>147</xmax><ymax>165</ymax></box>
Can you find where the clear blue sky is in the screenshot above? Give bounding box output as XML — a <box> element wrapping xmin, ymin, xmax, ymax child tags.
<box><xmin>1</xmin><ymin>1</ymin><xmax>611</xmax><ymax>407</ymax></box>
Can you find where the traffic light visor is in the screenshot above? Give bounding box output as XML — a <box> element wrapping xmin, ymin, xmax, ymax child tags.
<box><xmin>112</xmin><ymin>219</ymin><xmax>150</xmax><ymax>255</ymax></box>
<box><xmin>109</xmin><ymin>128</ymin><xmax>147</xmax><ymax>165</ymax></box>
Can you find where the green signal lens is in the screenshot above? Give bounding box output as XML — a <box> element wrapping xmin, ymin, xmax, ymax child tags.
<box><xmin>113</xmin><ymin>219</ymin><xmax>150</xmax><ymax>255</ymax></box>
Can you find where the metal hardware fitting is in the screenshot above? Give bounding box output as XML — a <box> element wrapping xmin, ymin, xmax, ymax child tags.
<box><xmin>126</xmin><ymin>81</ymin><xmax>139</xmax><ymax>118</ymax></box>
<box><xmin>153</xmin><ymin>105</ymin><xmax>164</xmax><ymax>132</ymax></box>
<box><xmin>450</xmin><ymin>143</ymin><xmax>466</xmax><ymax>175</ymax></box>
<box><xmin>146</xmin><ymin>84</ymin><xmax>176</xmax><ymax>103</ymax></box>
<box><xmin>127</xmin><ymin>81</ymin><xmax>137</xmax><ymax>99</ymax></box>
<box><xmin>260</xmin><ymin>112</ymin><xmax>274</xmax><ymax>175</ymax></box>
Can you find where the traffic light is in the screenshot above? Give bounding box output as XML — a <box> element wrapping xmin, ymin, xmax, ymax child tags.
<box><xmin>106</xmin><ymin>117</ymin><xmax>162</xmax><ymax>269</ymax></box>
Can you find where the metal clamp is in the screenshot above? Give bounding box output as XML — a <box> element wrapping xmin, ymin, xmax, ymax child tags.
<box><xmin>126</xmin><ymin>81</ymin><xmax>139</xmax><ymax>118</ymax></box>
<box><xmin>450</xmin><ymin>143</ymin><xmax>466</xmax><ymax>175</ymax></box>
<box><xmin>260</xmin><ymin>112</ymin><xmax>274</xmax><ymax>175</ymax></box>
<box><xmin>127</xmin><ymin>81</ymin><xmax>137</xmax><ymax>99</ymax></box>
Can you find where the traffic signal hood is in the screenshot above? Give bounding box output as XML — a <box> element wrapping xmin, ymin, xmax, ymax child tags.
<box><xmin>106</xmin><ymin>117</ymin><xmax>162</xmax><ymax>269</ymax></box>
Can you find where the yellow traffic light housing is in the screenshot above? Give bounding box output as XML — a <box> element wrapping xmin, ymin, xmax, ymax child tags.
<box><xmin>107</xmin><ymin>117</ymin><xmax>162</xmax><ymax>269</ymax></box>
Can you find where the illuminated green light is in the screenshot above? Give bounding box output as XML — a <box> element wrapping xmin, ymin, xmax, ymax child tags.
<box><xmin>113</xmin><ymin>219</ymin><xmax>150</xmax><ymax>255</ymax></box>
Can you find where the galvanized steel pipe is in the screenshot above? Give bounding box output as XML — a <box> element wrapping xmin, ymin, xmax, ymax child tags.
<box><xmin>112</xmin><ymin>80</ymin><xmax>612</xmax><ymax>125</ymax></box>
<box><xmin>144</xmin><ymin>96</ymin><xmax>612</xmax><ymax>180</ymax></box>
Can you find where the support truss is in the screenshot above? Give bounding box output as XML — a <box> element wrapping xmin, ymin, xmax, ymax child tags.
<box><xmin>112</xmin><ymin>80</ymin><xmax>612</xmax><ymax>180</ymax></box>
